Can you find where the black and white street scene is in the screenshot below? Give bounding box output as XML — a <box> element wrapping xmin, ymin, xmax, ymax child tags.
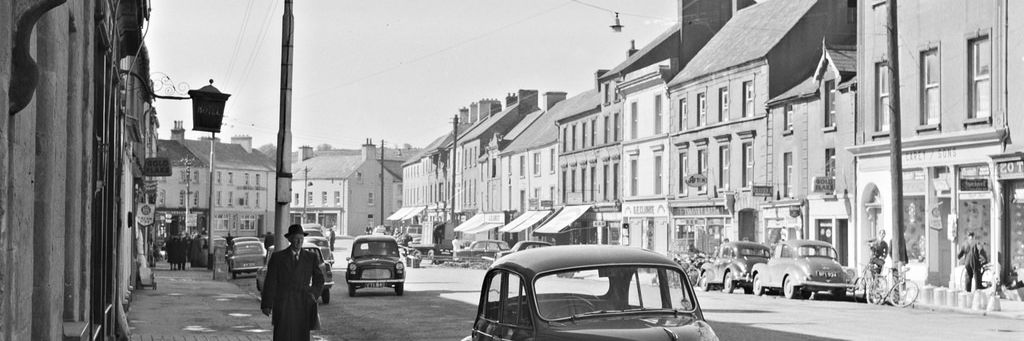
<box><xmin>4</xmin><ymin>0</ymin><xmax>1024</xmax><ymax>340</ymax></box>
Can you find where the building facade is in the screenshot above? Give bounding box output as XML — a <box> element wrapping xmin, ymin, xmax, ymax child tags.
<box><xmin>851</xmin><ymin>0</ymin><xmax>1024</xmax><ymax>288</ymax></box>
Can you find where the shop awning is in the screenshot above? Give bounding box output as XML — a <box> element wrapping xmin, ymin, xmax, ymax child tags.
<box><xmin>533</xmin><ymin>205</ymin><xmax>592</xmax><ymax>234</ymax></box>
<box><xmin>462</xmin><ymin>221</ymin><xmax>502</xmax><ymax>234</ymax></box>
<box><xmin>386</xmin><ymin>207</ymin><xmax>416</xmax><ymax>221</ymax></box>
<box><xmin>499</xmin><ymin>210</ymin><xmax>551</xmax><ymax>233</ymax></box>
<box><xmin>453</xmin><ymin>214</ymin><xmax>486</xmax><ymax>232</ymax></box>
<box><xmin>399</xmin><ymin>206</ymin><xmax>426</xmax><ymax>220</ymax></box>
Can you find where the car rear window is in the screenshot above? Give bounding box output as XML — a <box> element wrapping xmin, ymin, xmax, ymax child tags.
<box><xmin>798</xmin><ymin>245</ymin><xmax>838</xmax><ymax>259</ymax></box>
<box><xmin>234</xmin><ymin>243</ymin><xmax>264</xmax><ymax>254</ymax></box>
<box><xmin>737</xmin><ymin>246</ymin><xmax>770</xmax><ymax>258</ymax></box>
<box><xmin>352</xmin><ymin>241</ymin><xmax>399</xmax><ymax>258</ymax></box>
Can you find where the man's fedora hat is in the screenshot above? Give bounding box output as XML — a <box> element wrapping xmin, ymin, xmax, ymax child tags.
<box><xmin>284</xmin><ymin>224</ymin><xmax>308</xmax><ymax>238</ymax></box>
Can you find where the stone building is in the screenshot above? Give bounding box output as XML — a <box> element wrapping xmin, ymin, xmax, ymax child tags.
<box><xmin>850</xmin><ymin>0</ymin><xmax>1024</xmax><ymax>288</ymax></box>
<box><xmin>765</xmin><ymin>46</ymin><xmax>858</xmax><ymax>265</ymax></box>
<box><xmin>666</xmin><ymin>0</ymin><xmax>856</xmax><ymax>255</ymax></box>
<box><xmin>1</xmin><ymin>0</ymin><xmax>154</xmax><ymax>339</ymax></box>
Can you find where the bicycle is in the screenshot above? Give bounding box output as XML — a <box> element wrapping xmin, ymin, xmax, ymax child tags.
<box><xmin>885</xmin><ymin>266</ymin><xmax>920</xmax><ymax>308</ymax></box>
<box><xmin>855</xmin><ymin>262</ymin><xmax>889</xmax><ymax>305</ymax></box>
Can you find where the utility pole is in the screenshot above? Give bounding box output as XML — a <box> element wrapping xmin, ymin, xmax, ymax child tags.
<box><xmin>206</xmin><ymin>134</ymin><xmax>216</xmax><ymax>270</ymax></box>
<box><xmin>886</xmin><ymin>0</ymin><xmax>909</xmax><ymax>267</ymax></box>
<box><xmin>182</xmin><ymin>158</ymin><xmax>193</xmax><ymax>235</ymax></box>
<box><xmin>302</xmin><ymin>166</ymin><xmax>310</xmax><ymax>223</ymax></box>
<box><xmin>274</xmin><ymin>0</ymin><xmax>295</xmax><ymax>251</ymax></box>
<box><xmin>380</xmin><ymin>140</ymin><xmax>386</xmax><ymax>229</ymax></box>
<box><xmin>450</xmin><ymin>115</ymin><xmax>460</xmax><ymax>239</ymax></box>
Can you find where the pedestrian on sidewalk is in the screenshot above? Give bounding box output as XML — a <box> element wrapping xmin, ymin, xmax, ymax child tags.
<box><xmin>261</xmin><ymin>224</ymin><xmax>325</xmax><ymax>340</ymax></box>
<box><xmin>957</xmin><ymin>231</ymin><xmax>988</xmax><ymax>292</ymax></box>
<box><xmin>328</xmin><ymin>226</ymin><xmax>336</xmax><ymax>251</ymax></box>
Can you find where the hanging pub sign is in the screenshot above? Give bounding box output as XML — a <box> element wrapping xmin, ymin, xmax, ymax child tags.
<box><xmin>751</xmin><ymin>185</ymin><xmax>773</xmax><ymax>197</ymax></box>
<box><xmin>188</xmin><ymin>80</ymin><xmax>231</xmax><ymax>133</ymax></box>
<box><xmin>142</xmin><ymin>157</ymin><xmax>172</xmax><ymax>176</ymax></box>
<box><xmin>136</xmin><ymin>203</ymin><xmax>155</xmax><ymax>226</ymax></box>
<box><xmin>685</xmin><ymin>174</ymin><xmax>708</xmax><ymax>188</ymax></box>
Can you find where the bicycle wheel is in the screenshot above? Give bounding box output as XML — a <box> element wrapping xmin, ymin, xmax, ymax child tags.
<box><xmin>866</xmin><ymin>277</ymin><xmax>888</xmax><ymax>305</ymax></box>
<box><xmin>889</xmin><ymin>280</ymin><xmax>920</xmax><ymax>308</ymax></box>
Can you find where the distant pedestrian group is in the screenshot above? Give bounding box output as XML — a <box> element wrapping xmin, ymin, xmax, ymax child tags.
<box><xmin>166</xmin><ymin>235</ymin><xmax>191</xmax><ymax>270</ymax></box>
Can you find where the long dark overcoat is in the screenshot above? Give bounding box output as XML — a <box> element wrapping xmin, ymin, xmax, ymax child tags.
<box><xmin>260</xmin><ymin>248</ymin><xmax>325</xmax><ymax>340</ymax></box>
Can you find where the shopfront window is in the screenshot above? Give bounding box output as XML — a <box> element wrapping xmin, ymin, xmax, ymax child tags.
<box><xmin>1008</xmin><ymin>181</ymin><xmax>1024</xmax><ymax>280</ymax></box>
<box><xmin>957</xmin><ymin>165</ymin><xmax>992</xmax><ymax>249</ymax></box>
<box><xmin>903</xmin><ymin>169</ymin><xmax>927</xmax><ymax>264</ymax></box>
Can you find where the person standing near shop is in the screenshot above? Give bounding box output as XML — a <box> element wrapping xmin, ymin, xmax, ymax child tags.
<box><xmin>957</xmin><ymin>232</ymin><xmax>988</xmax><ymax>292</ymax></box>
<box><xmin>328</xmin><ymin>226</ymin><xmax>336</xmax><ymax>251</ymax></box>
<box><xmin>261</xmin><ymin>224</ymin><xmax>325</xmax><ymax>340</ymax></box>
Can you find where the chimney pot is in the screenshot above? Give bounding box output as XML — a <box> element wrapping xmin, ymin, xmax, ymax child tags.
<box><xmin>627</xmin><ymin>40</ymin><xmax>638</xmax><ymax>56</ymax></box>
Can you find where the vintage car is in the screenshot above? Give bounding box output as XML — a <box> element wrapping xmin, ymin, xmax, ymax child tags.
<box><xmin>226</xmin><ymin>241</ymin><xmax>267</xmax><ymax>278</ymax></box>
<box><xmin>231</xmin><ymin>236</ymin><xmax>260</xmax><ymax>244</ymax></box>
<box><xmin>454</xmin><ymin>240</ymin><xmax>509</xmax><ymax>262</ymax></box>
<box><xmin>696</xmin><ymin>241</ymin><xmax>771</xmax><ymax>294</ymax></box>
<box><xmin>301</xmin><ymin>223</ymin><xmax>326</xmax><ymax>238</ymax></box>
<box><xmin>495</xmin><ymin>240</ymin><xmax>552</xmax><ymax>259</ymax></box>
<box><xmin>346</xmin><ymin>235</ymin><xmax>405</xmax><ymax>296</ymax></box>
<box><xmin>304</xmin><ymin>236</ymin><xmax>335</xmax><ymax>265</ymax></box>
<box><xmin>256</xmin><ymin>243</ymin><xmax>335</xmax><ymax>304</ymax></box>
<box><xmin>462</xmin><ymin>245</ymin><xmax>718</xmax><ymax>341</ymax></box>
<box><xmin>750</xmin><ymin>240</ymin><xmax>856</xmax><ymax>299</ymax></box>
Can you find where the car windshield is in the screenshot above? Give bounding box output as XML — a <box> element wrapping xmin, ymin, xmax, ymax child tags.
<box><xmin>233</xmin><ymin>243</ymin><xmax>264</xmax><ymax>255</ymax></box>
<box><xmin>533</xmin><ymin>266</ymin><xmax>695</xmax><ymax>321</ymax></box>
<box><xmin>737</xmin><ymin>246</ymin><xmax>770</xmax><ymax>258</ymax></box>
<box><xmin>472</xmin><ymin>241</ymin><xmax>509</xmax><ymax>251</ymax></box>
<box><xmin>352</xmin><ymin>241</ymin><xmax>400</xmax><ymax>258</ymax></box>
<box><xmin>798</xmin><ymin>245</ymin><xmax>838</xmax><ymax>259</ymax></box>
<box><xmin>305</xmin><ymin>230</ymin><xmax>324</xmax><ymax>237</ymax></box>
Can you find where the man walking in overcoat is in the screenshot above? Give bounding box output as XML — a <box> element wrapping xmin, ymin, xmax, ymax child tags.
<box><xmin>957</xmin><ymin>231</ymin><xmax>988</xmax><ymax>292</ymax></box>
<box><xmin>261</xmin><ymin>224</ymin><xmax>325</xmax><ymax>340</ymax></box>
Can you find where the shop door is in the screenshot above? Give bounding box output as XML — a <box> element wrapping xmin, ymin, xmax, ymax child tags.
<box><xmin>738</xmin><ymin>209</ymin><xmax>757</xmax><ymax>242</ymax></box>
<box><xmin>837</xmin><ymin>219</ymin><xmax>849</xmax><ymax>266</ymax></box>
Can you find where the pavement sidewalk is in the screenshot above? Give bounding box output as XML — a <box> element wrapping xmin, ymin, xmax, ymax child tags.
<box><xmin>127</xmin><ymin>267</ymin><xmax>273</xmax><ymax>341</ymax></box>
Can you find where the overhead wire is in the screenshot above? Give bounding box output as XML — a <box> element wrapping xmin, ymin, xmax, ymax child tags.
<box><xmin>223</xmin><ymin>0</ymin><xmax>256</xmax><ymax>88</ymax></box>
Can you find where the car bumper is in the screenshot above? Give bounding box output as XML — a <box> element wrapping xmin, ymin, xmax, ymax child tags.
<box><xmin>793</xmin><ymin>280</ymin><xmax>855</xmax><ymax>290</ymax></box>
<box><xmin>347</xmin><ymin>279</ymin><xmax>404</xmax><ymax>284</ymax></box>
<box><xmin>231</xmin><ymin>266</ymin><xmax>262</xmax><ymax>272</ymax></box>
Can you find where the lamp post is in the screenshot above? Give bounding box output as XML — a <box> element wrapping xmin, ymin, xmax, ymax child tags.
<box><xmin>188</xmin><ymin>80</ymin><xmax>231</xmax><ymax>272</ymax></box>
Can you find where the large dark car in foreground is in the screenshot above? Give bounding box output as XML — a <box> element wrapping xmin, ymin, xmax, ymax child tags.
<box><xmin>751</xmin><ymin>240</ymin><xmax>855</xmax><ymax>299</ymax></box>
<box><xmin>463</xmin><ymin>245</ymin><xmax>719</xmax><ymax>341</ymax></box>
<box><xmin>256</xmin><ymin>243</ymin><xmax>335</xmax><ymax>304</ymax></box>
<box><xmin>697</xmin><ymin>241</ymin><xmax>771</xmax><ymax>293</ymax></box>
<box><xmin>226</xmin><ymin>241</ymin><xmax>266</xmax><ymax>279</ymax></box>
<box><xmin>346</xmin><ymin>235</ymin><xmax>405</xmax><ymax>296</ymax></box>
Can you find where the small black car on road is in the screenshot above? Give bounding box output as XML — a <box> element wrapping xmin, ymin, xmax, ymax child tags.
<box><xmin>463</xmin><ymin>245</ymin><xmax>719</xmax><ymax>341</ymax></box>
<box><xmin>696</xmin><ymin>241</ymin><xmax>771</xmax><ymax>294</ymax></box>
<box><xmin>345</xmin><ymin>235</ymin><xmax>406</xmax><ymax>296</ymax></box>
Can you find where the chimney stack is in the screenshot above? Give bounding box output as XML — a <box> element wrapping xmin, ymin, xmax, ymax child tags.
<box><xmin>361</xmin><ymin>138</ymin><xmax>378</xmax><ymax>162</ymax></box>
<box><xmin>231</xmin><ymin>135</ymin><xmax>253</xmax><ymax>153</ymax></box>
<box><xmin>543</xmin><ymin>91</ymin><xmax>567</xmax><ymax>110</ymax></box>
<box><xmin>517</xmin><ymin>89</ymin><xmax>539</xmax><ymax>112</ymax></box>
<box><xmin>627</xmin><ymin>40</ymin><xmax>638</xmax><ymax>56</ymax></box>
<box><xmin>170</xmin><ymin>120</ymin><xmax>185</xmax><ymax>141</ymax></box>
<box><xmin>299</xmin><ymin>145</ymin><xmax>314</xmax><ymax>161</ymax></box>
<box><xmin>505</xmin><ymin>92</ymin><xmax>518</xmax><ymax>107</ymax></box>
<box><xmin>478</xmin><ymin>99</ymin><xmax>502</xmax><ymax>121</ymax></box>
<box><xmin>459</xmin><ymin>107</ymin><xmax>470</xmax><ymax>124</ymax></box>
<box><xmin>469</xmin><ymin>103</ymin><xmax>480</xmax><ymax>123</ymax></box>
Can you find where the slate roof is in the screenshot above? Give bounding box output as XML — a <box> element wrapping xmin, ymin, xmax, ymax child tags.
<box><xmin>600</xmin><ymin>23</ymin><xmax>681</xmax><ymax>81</ymax></box>
<box><xmin>156</xmin><ymin>140</ymin><xmax>203</xmax><ymax>167</ymax></box>
<box><xmin>292</xmin><ymin>153</ymin><xmax>364</xmax><ymax>179</ymax></box>
<box><xmin>668</xmin><ymin>0</ymin><xmax>817</xmax><ymax>87</ymax></box>
<box><xmin>504</xmin><ymin>109</ymin><xmax>543</xmax><ymax>142</ymax></box>
<box><xmin>827</xmin><ymin>46</ymin><xmax>856</xmax><ymax>73</ymax></box>
<box><xmin>459</xmin><ymin>102</ymin><xmax>521</xmax><ymax>143</ymax></box>
<box><xmin>502</xmin><ymin>89</ymin><xmax>600</xmax><ymax>156</ymax></box>
<box><xmin>767</xmin><ymin>76</ymin><xmax>818</xmax><ymax>106</ymax></box>
<box><xmin>179</xmin><ymin>139</ymin><xmax>275</xmax><ymax>172</ymax></box>
<box><xmin>403</xmin><ymin>133</ymin><xmax>451</xmax><ymax>167</ymax></box>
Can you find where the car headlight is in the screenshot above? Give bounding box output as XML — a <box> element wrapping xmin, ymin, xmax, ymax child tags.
<box><xmin>396</xmin><ymin>262</ymin><xmax>405</xmax><ymax>272</ymax></box>
<box><xmin>347</xmin><ymin>263</ymin><xmax>357</xmax><ymax>272</ymax></box>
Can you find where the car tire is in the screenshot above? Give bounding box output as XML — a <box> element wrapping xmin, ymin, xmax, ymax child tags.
<box><xmin>783</xmin><ymin>276</ymin><xmax>800</xmax><ymax>300</ymax></box>
<box><xmin>753</xmin><ymin>275</ymin><xmax>765</xmax><ymax>296</ymax></box>
<box><xmin>743</xmin><ymin>285</ymin><xmax>753</xmax><ymax>295</ymax></box>
<box><xmin>348</xmin><ymin>284</ymin><xmax>357</xmax><ymax>297</ymax></box>
<box><xmin>698</xmin><ymin>272</ymin><xmax>711</xmax><ymax>292</ymax></box>
<box><xmin>722</xmin><ymin>271</ymin><xmax>735</xmax><ymax>294</ymax></box>
<box><xmin>395</xmin><ymin>283</ymin><xmax>404</xmax><ymax>296</ymax></box>
<box><xmin>321</xmin><ymin>288</ymin><xmax>331</xmax><ymax>304</ymax></box>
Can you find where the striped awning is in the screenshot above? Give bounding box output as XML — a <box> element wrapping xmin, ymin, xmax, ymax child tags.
<box><xmin>533</xmin><ymin>205</ymin><xmax>592</xmax><ymax>234</ymax></box>
<box><xmin>499</xmin><ymin>210</ymin><xmax>551</xmax><ymax>233</ymax></box>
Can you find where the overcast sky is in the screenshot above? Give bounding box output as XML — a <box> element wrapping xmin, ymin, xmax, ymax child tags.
<box><xmin>147</xmin><ymin>0</ymin><xmax>677</xmax><ymax>150</ymax></box>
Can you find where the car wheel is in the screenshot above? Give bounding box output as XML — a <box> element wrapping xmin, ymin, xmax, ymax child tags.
<box><xmin>348</xmin><ymin>284</ymin><xmax>356</xmax><ymax>297</ymax></box>
<box><xmin>783</xmin><ymin>276</ymin><xmax>800</xmax><ymax>300</ymax></box>
<box><xmin>698</xmin><ymin>272</ymin><xmax>711</xmax><ymax>291</ymax></box>
<box><xmin>753</xmin><ymin>275</ymin><xmax>765</xmax><ymax>296</ymax></box>
<box><xmin>743</xmin><ymin>285</ymin><xmax>753</xmax><ymax>295</ymax></box>
<box><xmin>722</xmin><ymin>271</ymin><xmax>735</xmax><ymax>294</ymax></box>
<box><xmin>394</xmin><ymin>283</ymin><xmax>404</xmax><ymax>296</ymax></box>
<box><xmin>321</xmin><ymin>288</ymin><xmax>331</xmax><ymax>304</ymax></box>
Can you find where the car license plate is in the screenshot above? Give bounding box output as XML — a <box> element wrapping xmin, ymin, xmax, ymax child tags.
<box><xmin>366</xmin><ymin>283</ymin><xmax>386</xmax><ymax>288</ymax></box>
<box><xmin>243</xmin><ymin>263</ymin><xmax>254</xmax><ymax>267</ymax></box>
<box><xmin>363</xmin><ymin>269</ymin><xmax>391</xmax><ymax>279</ymax></box>
<box><xmin>817</xmin><ymin>271</ymin><xmax>837</xmax><ymax>278</ymax></box>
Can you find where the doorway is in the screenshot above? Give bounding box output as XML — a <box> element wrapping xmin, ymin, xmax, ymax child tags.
<box><xmin>738</xmin><ymin>209</ymin><xmax>757</xmax><ymax>242</ymax></box>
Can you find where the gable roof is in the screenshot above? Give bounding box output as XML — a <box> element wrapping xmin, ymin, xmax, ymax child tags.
<box><xmin>175</xmin><ymin>139</ymin><xmax>274</xmax><ymax>171</ymax></box>
<box><xmin>403</xmin><ymin>133</ymin><xmax>451</xmax><ymax>166</ymax></box>
<box><xmin>459</xmin><ymin>102</ymin><xmax>520</xmax><ymax>143</ymax></box>
<box><xmin>669</xmin><ymin>0</ymin><xmax>817</xmax><ymax>87</ymax></box>
<box><xmin>767</xmin><ymin>76</ymin><xmax>818</xmax><ymax>106</ymax></box>
<box><xmin>600</xmin><ymin>23</ymin><xmax>681</xmax><ymax>81</ymax></box>
<box><xmin>292</xmin><ymin>153</ymin><xmax>364</xmax><ymax>179</ymax></box>
<box><xmin>503</xmin><ymin>89</ymin><xmax>600</xmax><ymax>156</ymax></box>
<box><xmin>156</xmin><ymin>140</ymin><xmax>203</xmax><ymax>167</ymax></box>
<box><xmin>504</xmin><ymin>109</ymin><xmax>543</xmax><ymax>142</ymax></box>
